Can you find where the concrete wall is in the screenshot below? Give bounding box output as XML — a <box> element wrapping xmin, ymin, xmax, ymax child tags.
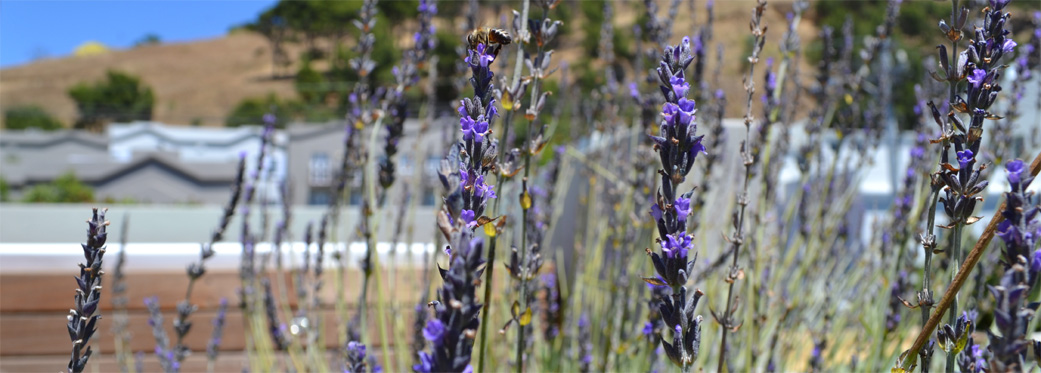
<box><xmin>0</xmin><ymin>202</ymin><xmax>440</xmax><ymax>245</ymax></box>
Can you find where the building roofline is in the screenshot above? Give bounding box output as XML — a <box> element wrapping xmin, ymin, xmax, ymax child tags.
<box><xmin>0</xmin><ymin>130</ymin><xmax>108</xmax><ymax>151</ymax></box>
<box><xmin>89</xmin><ymin>154</ymin><xmax>236</xmax><ymax>187</ymax></box>
<box><xmin>108</xmin><ymin>121</ymin><xmax>279</xmax><ymax>149</ymax></box>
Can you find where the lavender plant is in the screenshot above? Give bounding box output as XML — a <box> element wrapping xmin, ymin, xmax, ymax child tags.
<box><xmin>899</xmin><ymin>0</ymin><xmax>1023</xmax><ymax>370</ymax></box>
<box><xmin>363</xmin><ymin>3</ymin><xmax>439</xmax><ymax>368</ymax></box>
<box><xmin>43</xmin><ymin>2</ymin><xmax>1041</xmax><ymax>372</ymax></box>
<box><xmin>715</xmin><ymin>2</ymin><xmax>767</xmax><ymax>372</ymax></box>
<box><xmin>206</xmin><ymin>298</ymin><xmax>228</xmax><ymax>373</ymax></box>
<box><xmin>66</xmin><ymin>207</ymin><xmax>108</xmax><ymax>373</ymax></box>
<box><xmin>500</xmin><ymin>1</ymin><xmax>562</xmax><ymax>370</ymax></box>
<box><xmin>145</xmin><ymin>296</ymin><xmax>178</xmax><ymax>372</ymax></box>
<box><xmin>933</xmin><ymin>0</ymin><xmax>1018</xmax><ymax>369</ymax></box>
<box><xmin>690</xmin><ymin>0</ymin><xmax>724</xmax><ymax>234</ymax></box>
<box><xmin>985</xmin><ymin>159</ymin><xmax>1041</xmax><ymax>370</ymax></box>
<box><xmin>475</xmin><ymin>3</ymin><xmax>528</xmax><ymax>367</ymax></box>
<box><xmin>640</xmin><ymin>34</ymin><xmax>706</xmax><ymax>371</ymax></box>
<box><xmin>349</xmin><ymin>1</ymin><xmax>380</xmax><ymax>337</ymax></box>
<box><xmin>261</xmin><ymin>278</ymin><xmax>289</xmax><ymax>351</ymax></box>
<box><xmin>169</xmin><ymin>152</ymin><xmax>246</xmax><ymax>367</ymax></box>
<box><xmin>111</xmin><ymin>216</ymin><xmax>133</xmax><ymax>373</ymax></box>
<box><xmin>416</xmin><ymin>32</ymin><xmax>503</xmax><ymax>373</ymax></box>
<box><xmin>380</xmin><ymin>0</ymin><xmax>437</xmax><ymax>190</ymax></box>
<box><xmin>577</xmin><ymin>312</ymin><xmax>592</xmax><ymax>373</ymax></box>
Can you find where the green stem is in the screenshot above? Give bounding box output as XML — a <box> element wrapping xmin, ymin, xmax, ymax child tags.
<box><xmin>477</xmin><ymin>236</ymin><xmax>499</xmax><ymax>364</ymax></box>
<box><xmin>944</xmin><ymin>222</ymin><xmax>963</xmax><ymax>373</ymax></box>
<box><xmin>477</xmin><ymin>106</ymin><xmax>517</xmax><ymax>373</ymax></box>
<box><xmin>373</xmin><ymin>244</ymin><xmax>393</xmax><ymax>371</ymax></box>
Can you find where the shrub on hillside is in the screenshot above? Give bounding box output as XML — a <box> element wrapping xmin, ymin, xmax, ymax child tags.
<box><xmin>67</xmin><ymin>70</ymin><xmax>155</xmax><ymax>131</ymax></box>
<box><xmin>226</xmin><ymin>94</ymin><xmax>291</xmax><ymax>128</ymax></box>
<box><xmin>3</xmin><ymin>105</ymin><xmax>64</xmax><ymax>131</ymax></box>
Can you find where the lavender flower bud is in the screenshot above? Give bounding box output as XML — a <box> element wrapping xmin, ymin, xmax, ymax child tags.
<box><xmin>206</xmin><ymin>298</ymin><xmax>228</xmax><ymax>362</ymax></box>
<box><xmin>345</xmin><ymin>341</ymin><xmax>370</xmax><ymax>373</ymax></box>
<box><xmin>144</xmin><ymin>297</ymin><xmax>179</xmax><ymax>373</ymax></box>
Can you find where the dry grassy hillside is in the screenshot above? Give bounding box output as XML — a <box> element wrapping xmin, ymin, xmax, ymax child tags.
<box><xmin>1</xmin><ymin>32</ymin><xmax>306</xmax><ymax>127</ymax></box>
<box><xmin>0</xmin><ymin>1</ymin><xmax>816</xmax><ymax>128</ymax></box>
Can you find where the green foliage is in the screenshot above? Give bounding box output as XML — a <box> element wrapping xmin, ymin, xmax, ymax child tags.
<box><xmin>226</xmin><ymin>94</ymin><xmax>290</xmax><ymax>128</ymax></box>
<box><xmin>814</xmin><ymin>0</ymin><xmax>948</xmax><ymax>41</ymax></box>
<box><xmin>377</xmin><ymin>0</ymin><xmax>418</xmax><ymax>20</ymax></box>
<box><xmin>0</xmin><ymin>176</ymin><xmax>9</xmax><ymax>202</ymax></box>
<box><xmin>3</xmin><ymin>105</ymin><xmax>63</xmax><ymax>131</ymax></box>
<box><xmin>574</xmin><ymin>60</ymin><xmax>600</xmax><ymax>94</ymax></box>
<box><xmin>367</xmin><ymin>14</ymin><xmax>401</xmax><ymax>84</ymax></box>
<box><xmin>296</xmin><ymin>60</ymin><xmax>326</xmax><ymax>104</ymax></box>
<box><xmin>250</xmin><ymin>0</ymin><xmax>421</xmax><ymax>114</ymax></box>
<box><xmin>134</xmin><ymin>33</ymin><xmax>161</xmax><ymax>47</ymax></box>
<box><xmin>809</xmin><ymin>0</ymin><xmax>950</xmax><ymax>130</ymax></box>
<box><xmin>434</xmin><ymin>30</ymin><xmax>463</xmax><ymax>102</ymax></box>
<box><xmin>227</xmin><ymin>93</ymin><xmax>336</xmax><ymax>127</ymax></box>
<box><xmin>327</xmin><ymin>13</ymin><xmax>401</xmax><ymax>112</ymax></box>
<box><xmin>612</xmin><ymin>26</ymin><xmax>634</xmax><ymax>62</ymax></box>
<box><xmin>250</xmin><ymin>1</ymin><xmax>374</xmax><ymax>61</ymax></box>
<box><xmin>21</xmin><ymin>172</ymin><xmax>94</xmax><ymax>203</ymax></box>
<box><xmin>292</xmin><ymin>101</ymin><xmax>339</xmax><ymax>123</ymax></box>
<box><xmin>67</xmin><ymin>70</ymin><xmax>155</xmax><ymax>131</ymax></box>
<box><xmin>580</xmin><ymin>0</ymin><xmax>606</xmax><ymax>57</ymax></box>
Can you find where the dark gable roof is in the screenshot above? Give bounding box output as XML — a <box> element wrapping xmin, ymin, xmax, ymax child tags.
<box><xmin>90</xmin><ymin>152</ymin><xmax>237</xmax><ymax>187</ymax></box>
<box><xmin>3</xmin><ymin>152</ymin><xmax>236</xmax><ymax>188</ymax></box>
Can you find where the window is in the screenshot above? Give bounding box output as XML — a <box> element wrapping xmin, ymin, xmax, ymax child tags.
<box><xmin>425</xmin><ymin>156</ymin><xmax>441</xmax><ymax>177</ymax></box>
<box><xmin>422</xmin><ymin>185</ymin><xmax>437</xmax><ymax>206</ymax></box>
<box><xmin>309</xmin><ymin>188</ymin><xmax>331</xmax><ymax>205</ymax></box>
<box><xmin>399</xmin><ymin>156</ymin><xmax>414</xmax><ymax>177</ymax></box>
<box><xmin>309</xmin><ymin>152</ymin><xmax>330</xmax><ymax>186</ymax></box>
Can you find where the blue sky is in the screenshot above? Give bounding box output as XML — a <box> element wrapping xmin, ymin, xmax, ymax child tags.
<box><xmin>0</xmin><ymin>1</ymin><xmax>278</xmax><ymax>68</ymax></box>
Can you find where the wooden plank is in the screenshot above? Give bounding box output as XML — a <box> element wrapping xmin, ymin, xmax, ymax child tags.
<box><xmin>0</xmin><ymin>267</ymin><xmax>438</xmax><ymax>313</ymax></box>
<box><xmin>1</xmin><ymin>265</ymin><xmax>517</xmax><ymax>357</ymax></box>
<box><xmin>1</xmin><ymin>351</ymin><xmax>261</xmax><ymax>372</ymax></box>
<box><xmin>0</xmin><ymin>306</ymin><xmax>417</xmax><ymax>356</ymax></box>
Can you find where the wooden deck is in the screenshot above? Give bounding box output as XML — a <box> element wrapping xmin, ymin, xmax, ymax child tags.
<box><xmin>0</xmin><ymin>265</ymin><xmax>481</xmax><ymax>372</ymax></box>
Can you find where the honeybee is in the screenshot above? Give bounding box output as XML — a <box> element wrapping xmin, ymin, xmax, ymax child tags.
<box><xmin>466</xmin><ymin>28</ymin><xmax>512</xmax><ymax>58</ymax></box>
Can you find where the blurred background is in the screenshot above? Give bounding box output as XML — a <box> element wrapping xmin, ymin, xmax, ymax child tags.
<box><xmin>1</xmin><ymin>0</ymin><xmax>1039</xmax><ymax>371</ymax></box>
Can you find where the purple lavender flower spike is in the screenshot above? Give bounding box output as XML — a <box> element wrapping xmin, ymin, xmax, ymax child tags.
<box><xmin>345</xmin><ymin>340</ymin><xmax>371</xmax><ymax>373</ymax></box>
<box><xmin>67</xmin><ymin>208</ymin><xmax>108</xmax><ymax>373</ymax></box>
<box><xmin>642</xmin><ymin>35</ymin><xmax>706</xmax><ymax>371</ymax></box>
<box><xmin>421</xmin><ymin>31</ymin><xmax>500</xmax><ymax>373</ymax></box>
<box><xmin>144</xmin><ymin>296</ymin><xmax>178</xmax><ymax>373</ymax></box>
<box><xmin>984</xmin><ymin>150</ymin><xmax>1039</xmax><ymax>370</ymax></box>
<box><xmin>206</xmin><ymin>298</ymin><xmax>228</xmax><ymax>362</ymax></box>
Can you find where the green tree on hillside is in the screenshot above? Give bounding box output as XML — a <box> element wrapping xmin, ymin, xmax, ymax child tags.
<box><xmin>296</xmin><ymin>59</ymin><xmax>327</xmax><ymax>104</ymax></box>
<box><xmin>134</xmin><ymin>33</ymin><xmax>162</xmax><ymax>47</ymax></box>
<box><xmin>226</xmin><ymin>94</ymin><xmax>289</xmax><ymax>128</ymax></box>
<box><xmin>4</xmin><ymin>105</ymin><xmax>64</xmax><ymax>131</ymax></box>
<box><xmin>68</xmin><ymin>70</ymin><xmax>155</xmax><ymax>132</ymax></box>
